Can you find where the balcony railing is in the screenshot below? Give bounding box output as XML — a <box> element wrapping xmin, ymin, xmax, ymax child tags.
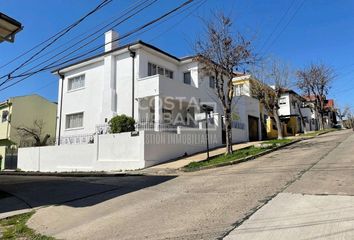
<box><xmin>135</xmin><ymin>121</ymin><xmax>178</xmax><ymax>132</ymax></box>
<box><xmin>57</xmin><ymin>134</ymin><xmax>95</xmax><ymax>145</ymax></box>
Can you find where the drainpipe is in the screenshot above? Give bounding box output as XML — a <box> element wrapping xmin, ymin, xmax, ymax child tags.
<box><xmin>5</xmin><ymin>100</ymin><xmax>10</xmax><ymax>141</ymax></box>
<box><xmin>57</xmin><ymin>71</ymin><xmax>65</xmax><ymax>146</ymax></box>
<box><xmin>128</xmin><ymin>47</ymin><xmax>136</xmax><ymax>119</ymax></box>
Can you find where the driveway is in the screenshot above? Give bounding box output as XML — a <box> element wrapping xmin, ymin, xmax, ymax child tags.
<box><xmin>0</xmin><ymin>130</ymin><xmax>352</xmax><ymax>239</ymax></box>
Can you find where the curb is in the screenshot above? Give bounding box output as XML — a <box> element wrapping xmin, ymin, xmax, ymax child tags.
<box><xmin>183</xmin><ymin>139</ymin><xmax>302</xmax><ymax>172</ymax></box>
<box><xmin>0</xmin><ymin>171</ymin><xmax>130</xmax><ymax>178</ymax></box>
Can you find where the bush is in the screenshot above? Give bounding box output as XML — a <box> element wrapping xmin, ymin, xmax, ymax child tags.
<box><xmin>109</xmin><ymin>115</ymin><xmax>135</xmax><ymax>133</ymax></box>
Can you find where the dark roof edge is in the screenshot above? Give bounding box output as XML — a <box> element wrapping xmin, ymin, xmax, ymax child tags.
<box><xmin>53</xmin><ymin>40</ymin><xmax>194</xmax><ymax>74</ymax></box>
<box><xmin>0</xmin><ymin>12</ymin><xmax>22</xmax><ymax>27</ymax></box>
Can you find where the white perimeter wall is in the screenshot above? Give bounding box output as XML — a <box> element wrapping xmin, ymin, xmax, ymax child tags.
<box><xmin>18</xmin><ymin>128</ymin><xmax>224</xmax><ymax>172</ymax></box>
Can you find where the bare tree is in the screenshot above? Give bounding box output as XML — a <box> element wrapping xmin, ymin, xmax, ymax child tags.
<box><xmin>251</xmin><ymin>59</ymin><xmax>290</xmax><ymax>139</ymax></box>
<box><xmin>339</xmin><ymin>106</ymin><xmax>354</xmax><ymax>129</ymax></box>
<box><xmin>296</xmin><ymin>64</ymin><xmax>334</xmax><ymax>130</ymax></box>
<box><xmin>16</xmin><ymin>120</ymin><xmax>51</xmax><ymax>147</ymax></box>
<box><xmin>194</xmin><ymin>12</ymin><xmax>253</xmax><ymax>154</ymax></box>
<box><xmin>336</xmin><ymin>106</ymin><xmax>349</xmax><ymax>128</ymax></box>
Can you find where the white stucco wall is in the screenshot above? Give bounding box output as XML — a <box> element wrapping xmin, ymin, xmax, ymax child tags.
<box><xmin>232</xmin><ymin>95</ymin><xmax>261</xmax><ymax>142</ymax></box>
<box><xmin>57</xmin><ymin>61</ymin><xmax>105</xmax><ymax>138</ymax></box>
<box><xmin>18</xmin><ymin>126</ymin><xmax>225</xmax><ymax>172</ymax></box>
<box><xmin>144</xmin><ymin>128</ymin><xmax>222</xmax><ymax>167</ymax></box>
<box><xmin>279</xmin><ymin>93</ymin><xmax>291</xmax><ymax>116</ymax></box>
<box><xmin>18</xmin><ymin>144</ymin><xmax>97</xmax><ymax>172</ymax></box>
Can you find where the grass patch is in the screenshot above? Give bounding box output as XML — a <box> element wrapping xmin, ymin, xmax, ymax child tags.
<box><xmin>0</xmin><ymin>211</ymin><xmax>54</xmax><ymax>240</ymax></box>
<box><xmin>184</xmin><ymin>146</ymin><xmax>273</xmax><ymax>170</ymax></box>
<box><xmin>263</xmin><ymin>138</ymin><xmax>293</xmax><ymax>145</ymax></box>
<box><xmin>184</xmin><ymin>139</ymin><xmax>296</xmax><ymax>171</ymax></box>
<box><xmin>301</xmin><ymin>128</ymin><xmax>337</xmax><ymax>138</ymax></box>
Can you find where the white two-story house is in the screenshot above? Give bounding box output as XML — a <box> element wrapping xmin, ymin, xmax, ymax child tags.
<box><xmin>17</xmin><ymin>31</ymin><xmax>267</xmax><ymax>172</ymax></box>
<box><xmin>278</xmin><ymin>89</ymin><xmax>318</xmax><ymax>134</ymax></box>
<box><xmin>54</xmin><ymin>30</ymin><xmax>229</xmax><ymax>143</ymax></box>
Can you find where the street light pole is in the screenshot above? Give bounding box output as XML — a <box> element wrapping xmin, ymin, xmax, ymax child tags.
<box><xmin>205</xmin><ymin>110</ymin><xmax>209</xmax><ymax>160</ymax></box>
<box><xmin>201</xmin><ymin>104</ymin><xmax>213</xmax><ymax>160</ymax></box>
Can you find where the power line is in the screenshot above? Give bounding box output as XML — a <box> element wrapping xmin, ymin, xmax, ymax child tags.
<box><xmin>10</xmin><ymin>0</ymin><xmax>194</xmax><ymax>78</ymax></box>
<box><xmin>149</xmin><ymin>0</ymin><xmax>207</xmax><ymax>42</ymax></box>
<box><xmin>124</xmin><ymin>0</ymin><xmax>207</xmax><ymax>43</ymax></box>
<box><xmin>7</xmin><ymin>0</ymin><xmax>157</xmax><ymax>83</ymax></box>
<box><xmin>9</xmin><ymin>0</ymin><xmax>148</xmax><ymax>72</ymax></box>
<box><xmin>0</xmin><ymin>0</ymin><xmax>194</xmax><ymax>92</ymax></box>
<box><xmin>0</xmin><ymin>0</ymin><xmax>113</xmax><ymax>82</ymax></box>
<box><xmin>263</xmin><ymin>0</ymin><xmax>306</xmax><ymax>56</ymax></box>
<box><xmin>258</xmin><ymin>0</ymin><xmax>297</xmax><ymax>53</ymax></box>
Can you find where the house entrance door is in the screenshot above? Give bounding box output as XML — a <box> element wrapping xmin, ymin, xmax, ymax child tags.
<box><xmin>248</xmin><ymin>116</ymin><xmax>259</xmax><ymax>141</ymax></box>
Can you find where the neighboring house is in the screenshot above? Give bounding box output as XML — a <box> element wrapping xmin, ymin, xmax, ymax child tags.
<box><xmin>278</xmin><ymin>89</ymin><xmax>305</xmax><ymax>135</ymax></box>
<box><xmin>232</xmin><ymin>74</ymin><xmax>262</xmax><ymax>141</ymax></box>
<box><xmin>303</xmin><ymin>95</ymin><xmax>334</xmax><ymax>129</ymax></box>
<box><xmin>324</xmin><ymin>99</ymin><xmax>337</xmax><ymax>127</ymax></box>
<box><xmin>54</xmin><ymin>30</ymin><xmax>249</xmax><ymax>144</ymax></box>
<box><xmin>232</xmin><ymin>74</ymin><xmax>287</xmax><ymax>140</ymax></box>
<box><xmin>0</xmin><ymin>95</ymin><xmax>57</xmax><ymax>170</ymax></box>
<box><xmin>279</xmin><ymin>89</ymin><xmax>321</xmax><ymax>135</ymax></box>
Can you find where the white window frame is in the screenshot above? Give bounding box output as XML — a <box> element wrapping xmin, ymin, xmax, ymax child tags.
<box><xmin>147</xmin><ymin>62</ymin><xmax>174</xmax><ymax>79</ymax></box>
<box><xmin>235</xmin><ymin>84</ymin><xmax>244</xmax><ymax>96</ymax></box>
<box><xmin>1</xmin><ymin>110</ymin><xmax>9</xmax><ymax>123</ymax></box>
<box><xmin>67</xmin><ymin>74</ymin><xmax>85</xmax><ymax>92</ymax></box>
<box><xmin>183</xmin><ymin>71</ymin><xmax>191</xmax><ymax>85</ymax></box>
<box><xmin>65</xmin><ymin>112</ymin><xmax>84</xmax><ymax>130</ymax></box>
<box><xmin>209</xmin><ymin>76</ymin><xmax>215</xmax><ymax>89</ymax></box>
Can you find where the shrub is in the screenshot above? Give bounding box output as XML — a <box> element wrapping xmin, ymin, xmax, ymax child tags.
<box><xmin>109</xmin><ymin>115</ymin><xmax>135</xmax><ymax>133</ymax></box>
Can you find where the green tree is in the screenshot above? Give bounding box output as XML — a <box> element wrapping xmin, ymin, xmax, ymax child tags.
<box><xmin>109</xmin><ymin>115</ymin><xmax>135</xmax><ymax>133</ymax></box>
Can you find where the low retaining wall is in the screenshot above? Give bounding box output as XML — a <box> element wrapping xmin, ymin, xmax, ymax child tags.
<box><xmin>18</xmin><ymin>129</ymin><xmax>224</xmax><ymax>172</ymax></box>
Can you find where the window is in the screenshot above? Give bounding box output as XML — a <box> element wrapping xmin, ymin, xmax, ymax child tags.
<box><xmin>68</xmin><ymin>75</ymin><xmax>85</xmax><ymax>91</ymax></box>
<box><xmin>165</xmin><ymin>69</ymin><xmax>173</xmax><ymax>79</ymax></box>
<box><xmin>183</xmin><ymin>71</ymin><xmax>191</xmax><ymax>85</ymax></box>
<box><xmin>279</xmin><ymin>97</ymin><xmax>286</xmax><ymax>105</ymax></box>
<box><xmin>1</xmin><ymin>110</ymin><xmax>8</xmax><ymax>123</ymax></box>
<box><xmin>66</xmin><ymin>112</ymin><xmax>84</xmax><ymax>129</ymax></box>
<box><xmin>148</xmin><ymin>62</ymin><xmax>157</xmax><ymax>76</ymax></box>
<box><xmin>147</xmin><ymin>62</ymin><xmax>174</xmax><ymax>79</ymax></box>
<box><xmin>235</xmin><ymin>84</ymin><xmax>244</xmax><ymax>96</ymax></box>
<box><xmin>209</xmin><ymin>76</ymin><xmax>215</xmax><ymax>89</ymax></box>
<box><xmin>158</xmin><ymin>66</ymin><xmax>164</xmax><ymax>75</ymax></box>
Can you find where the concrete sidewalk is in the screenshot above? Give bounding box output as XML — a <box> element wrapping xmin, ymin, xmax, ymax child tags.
<box><xmin>224</xmin><ymin>130</ymin><xmax>354</xmax><ymax>239</ymax></box>
<box><xmin>224</xmin><ymin>193</ymin><xmax>354</xmax><ymax>240</ymax></box>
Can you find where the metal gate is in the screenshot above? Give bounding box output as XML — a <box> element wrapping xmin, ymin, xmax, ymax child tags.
<box><xmin>4</xmin><ymin>152</ymin><xmax>17</xmax><ymax>170</ymax></box>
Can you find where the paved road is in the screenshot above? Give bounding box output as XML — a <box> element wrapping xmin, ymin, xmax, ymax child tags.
<box><xmin>0</xmin><ymin>130</ymin><xmax>351</xmax><ymax>239</ymax></box>
<box><xmin>225</xmin><ymin>130</ymin><xmax>354</xmax><ymax>239</ymax></box>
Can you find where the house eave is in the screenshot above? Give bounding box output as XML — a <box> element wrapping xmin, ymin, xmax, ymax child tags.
<box><xmin>52</xmin><ymin>40</ymin><xmax>191</xmax><ymax>75</ymax></box>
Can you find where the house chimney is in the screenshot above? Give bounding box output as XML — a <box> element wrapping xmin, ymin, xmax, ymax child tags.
<box><xmin>105</xmin><ymin>30</ymin><xmax>118</xmax><ymax>52</ymax></box>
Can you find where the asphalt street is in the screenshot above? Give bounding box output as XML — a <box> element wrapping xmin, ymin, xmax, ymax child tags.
<box><xmin>0</xmin><ymin>130</ymin><xmax>351</xmax><ymax>239</ymax></box>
